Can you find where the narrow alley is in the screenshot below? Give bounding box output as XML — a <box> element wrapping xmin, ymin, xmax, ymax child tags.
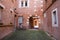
<box><xmin>0</xmin><ymin>0</ymin><xmax>60</xmax><ymax>40</ymax></box>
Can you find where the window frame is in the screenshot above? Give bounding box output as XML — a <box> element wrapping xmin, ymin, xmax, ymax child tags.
<box><xmin>21</xmin><ymin>1</ymin><xmax>24</xmax><ymax>7</ymax></box>
<box><xmin>19</xmin><ymin>0</ymin><xmax>29</xmax><ymax>8</ymax></box>
<box><xmin>52</xmin><ymin>8</ymin><xmax>58</xmax><ymax>27</ymax></box>
<box><xmin>25</xmin><ymin>1</ymin><xmax>28</xmax><ymax>7</ymax></box>
<box><xmin>18</xmin><ymin>16</ymin><xmax>23</xmax><ymax>24</ymax></box>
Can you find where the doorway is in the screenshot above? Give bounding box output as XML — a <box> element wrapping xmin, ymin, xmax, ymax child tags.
<box><xmin>18</xmin><ymin>16</ymin><xmax>23</xmax><ymax>28</ymax></box>
<box><xmin>29</xmin><ymin>16</ymin><xmax>39</xmax><ymax>29</ymax></box>
<box><xmin>29</xmin><ymin>17</ymin><xmax>34</xmax><ymax>29</ymax></box>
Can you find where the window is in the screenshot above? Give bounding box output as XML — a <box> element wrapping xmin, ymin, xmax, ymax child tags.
<box><xmin>21</xmin><ymin>1</ymin><xmax>23</xmax><ymax>7</ymax></box>
<box><xmin>18</xmin><ymin>16</ymin><xmax>23</xmax><ymax>24</ymax></box>
<box><xmin>18</xmin><ymin>16</ymin><xmax>23</xmax><ymax>27</ymax></box>
<box><xmin>19</xmin><ymin>0</ymin><xmax>29</xmax><ymax>8</ymax></box>
<box><xmin>52</xmin><ymin>8</ymin><xmax>58</xmax><ymax>27</ymax></box>
<box><xmin>53</xmin><ymin>11</ymin><xmax>57</xmax><ymax>24</ymax></box>
<box><xmin>25</xmin><ymin>1</ymin><xmax>27</xmax><ymax>6</ymax></box>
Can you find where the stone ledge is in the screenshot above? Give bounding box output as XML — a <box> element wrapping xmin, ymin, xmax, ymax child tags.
<box><xmin>0</xmin><ymin>31</ymin><xmax>13</xmax><ymax>40</ymax></box>
<box><xmin>45</xmin><ymin>32</ymin><xmax>57</xmax><ymax>40</ymax></box>
<box><xmin>0</xmin><ymin>25</ymin><xmax>14</xmax><ymax>27</ymax></box>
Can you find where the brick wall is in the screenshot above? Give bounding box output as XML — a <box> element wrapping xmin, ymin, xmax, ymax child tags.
<box><xmin>43</xmin><ymin>0</ymin><xmax>60</xmax><ymax>40</ymax></box>
<box><xmin>0</xmin><ymin>25</ymin><xmax>14</xmax><ymax>39</ymax></box>
<box><xmin>15</xmin><ymin>0</ymin><xmax>43</xmax><ymax>29</ymax></box>
<box><xmin>0</xmin><ymin>0</ymin><xmax>17</xmax><ymax>39</ymax></box>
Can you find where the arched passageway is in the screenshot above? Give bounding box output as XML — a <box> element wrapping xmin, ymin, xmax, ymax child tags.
<box><xmin>29</xmin><ymin>16</ymin><xmax>39</xmax><ymax>29</ymax></box>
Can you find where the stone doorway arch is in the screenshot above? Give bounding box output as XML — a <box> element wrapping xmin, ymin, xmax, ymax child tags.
<box><xmin>29</xmin><ymin>15</ymin><xmax>39</xmax><ymax>29</ymax></box>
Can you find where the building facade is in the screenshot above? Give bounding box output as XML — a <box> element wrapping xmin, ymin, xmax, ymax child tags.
<box><xmin>15</xmin><ymin>0</ymin><xmax>43</xmax><ymax>29</ymax></box>
<box><xmin>0</xmin><ymin>0</ymin><xmax>17</xmax><ymax>39</ymax></box>
<box><xmin>1</xmin><ymin>0</ymin><xmax>60</xmax><ymax>40</ymax></box>
<box><xmin>0</xmin><ymin>0</ymin><xmax>44</xmax><ymax>39</ymax></box>
<box><xmin>43</xmin><ymin>0</ymin><xmax>60</xmax><ymax>40</ymax></box>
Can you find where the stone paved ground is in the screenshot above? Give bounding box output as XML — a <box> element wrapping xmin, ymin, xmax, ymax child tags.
<box><xmin>4</xmin><ymin>30</ymin><xmax>52</xmax><ymax>40</ymax></box>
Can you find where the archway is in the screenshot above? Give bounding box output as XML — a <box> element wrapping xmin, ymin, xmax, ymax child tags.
<box><xmin>29</xmin><ymin>17</ymin><xmax>34</xmax><ymax>29</ymax></box>
<box><xmin>29</xmin><ymin>16</ymin><xmax>39</xmax><ymax>29</ymax></box>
